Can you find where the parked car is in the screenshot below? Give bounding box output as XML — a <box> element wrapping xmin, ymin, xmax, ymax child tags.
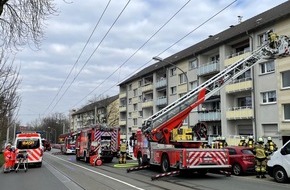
<box><xmin>267</xmin><ymin>140</ymin><xmax>290</xmax><ymax>183</ymax></box>
<box><xmin>225</xmin><ymin>146</ymin><xmax>255</xmax><ymax>176</ymax></box>
<box><xmin>41</xmin><ymin>138</ymin><xmax>51</xmax><ymax>151</ymax></box>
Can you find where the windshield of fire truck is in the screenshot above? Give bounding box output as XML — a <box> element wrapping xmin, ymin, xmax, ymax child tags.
<box><xmin>67</xmin><ymin>137</ymin><xmax>75</xmax><ymax>145</ymax></box>
<box><xmin>16</xmin><ymin>138</ymin><xmax>40</xmax><ymax>149</ymax></box>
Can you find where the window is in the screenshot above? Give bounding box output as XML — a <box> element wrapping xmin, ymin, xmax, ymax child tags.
<box><xmin>133</xmin><ymin>89</ymin><xmax>137</xmax><ymax>97</ymax></box>
<box><xmin>260</xmin><ymin>61</ymin><xmax>275</xmax><ymax>74</ymax></box>
<box><xmin>139</xmin><ymin>95</ymin><xmax>142</xmax><ymax>102</ymax></box>
<box><xmin>237</xmin><ymin>70</ymin><xmax>251</xmax><ymax>80</ymax></box>
<box><xmin>190</xmin><ymin>81</ymin><xmax>197</xmax><ymax>90</ymax></box>
<box><xmin>258</xmin><ymin>34</ymin><xmax>266</xmax><ymax>46</ymax></box>
<box><xmin>282</xmin><ymin>71</ymin><xmax>290</xmax><ymax>88</ymax></box>
<box><xmin>139</xmin><ymin>111</ymin><xmax>143</xmax><ymax>117</ymax></box>
<box><xmin>179</xmin><ymin>73</ymin><xmax>187</xmax><ymax>84</ymax></box>
<box><xmin>284</xmin><ymin>104</ymin><xmax>290</xmax><ymax>120</ymax></box>
<box><xmin>138</xmin><ymin>80</ymin><xmax>142</xmax><ymax>87</ymax></box>
<box><xmin>133</xmin><ymin>118</ymin><xmax>137</xmax><ymax>125</ymax></box>
<box><xmin>237</xmin><ymin>96</ymin><xmax>252</xmax><ymax>107</ymax></box>
<box><xmin>210</xmin><ymin>55</ymin><xmax>219</xmax><ymax>63</ymax></box>
<box><xmin>170</xmin><ymin>68</ymin><xmax>176</xmax><ymax>76</ymax></box>
<box><xmin>133</xmin><ymin>103</ymin><xmax>137</xmax><ymax>111</ymax></box>
<box><xmin>128</xmin><ymin>112</ymin><xmax>132</xmax><ymax>118</ymax></box>
<box><xmin>129</xmin><ymin>98</ymin><xmax>132</xmax><ymax>104</ymax></box>
<box><xmin>189</xmin><ymin>59</ymin><xmax>197</xmax><ymax>70</ymax></box>
<box><xmin>170</xmin><ymin>86</ymin><xmax>177</xmax><ymax>95</ymax></box>
<box><xmin>261</xmin><ymin>91</ymin><xmax>276</xmax><ymax>103</ymax></box>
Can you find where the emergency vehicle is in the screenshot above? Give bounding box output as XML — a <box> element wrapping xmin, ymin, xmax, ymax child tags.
<box><xmin>129</xmin><ymin>33</ymin><xmax>290</xmax><ymax>177</ymax></box>
<box><xmin>60</xmin><ymin>132</ymin><xmax>76</xmax><ymax>154</ymax></box>
<box><xmin>14</xmin><ymin>132</ymin><xmax>43</xmax><ymax>167</ymax></box>
<box><xmin>75</xmin><ymin>125</ymin><xmax>120</xmax><ymax>164</ymax></box>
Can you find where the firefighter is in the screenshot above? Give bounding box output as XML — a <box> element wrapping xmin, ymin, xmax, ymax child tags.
<box><xmin>238</xmin><ymin>136</ymin><xmax>247</xmax><ymax>146</ymax></box>
<box><xmin>211</xmin><ymin>137</ymin><xmax>217</xmax><ymax>148</ymax></box>
<box><xmin>119</xmin><ymin>139</ymin><xmax>127</xmax><ymax>164</ymax></box>
<box><xmin>253</xmin><ymin>137</ymin><xmax>267</xmax><ymax>178</ymax></box>
<box><xmin>247</xmin><ymin>136</ymin><xmax>255</xmax><ymax>148</ymax></box>
<box><xmin>10</xmin><ymin>146</ymin><xmax>16</xmax><ymax>171</ymax></box>
<box><xmin>267</xmin><ymin>30</ymin><xmax>279</xmax><ymax>49</ymax></box>
<box><xmin>264</xmin><ymin>136</ymin><xmax>277</xmax><ymax>155</ymax></box>
<box><xmin>3</xmin><ymin>143</ymin><xmax>12</xmax><ymax>173</ymax></box>
<box><xmin>218</xmin><ymin>136</ymin><xmax>228</xmax><ymax>149</ymax></box>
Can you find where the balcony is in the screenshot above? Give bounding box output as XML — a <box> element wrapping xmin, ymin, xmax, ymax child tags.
<box><xmin>198</xmin><ymin>110</ymin><xmax>221</xmax><ymax>121</ymax></box>
<box><xmin>119</xmin><ymin>120</ymin><xmax>126</xmax><ymax>126</ymax></box>
<box><xmin>226</xmin><ymin>78</ymin><xmax>252</xmax><ymax>93</ymax></box>
<box><xmin>119</xmin><ymin>106</ymin><xmax>126</xmax><ymax>112</ymax></box>
<box><xmin>156</xmin><ymin>78</ymin><xmax>167</xmax><ymax>88</ymax></box>
<box><xmin>119</xmin><ymin>92</ymin><xmax>126</xmax><ymax>98</ymax></box>
<box><xmin>156</xmin><ymin>96</ymin><xmax>167</xmax><ymax>106</ymax></box>
<box><xmin>226</xmin><ymin>106</ymin><xmax>253</xmax><ymax>120</ymax></box>
<box><xmin>142</xmin><ymin>83</ymin><xmax>153</xmax><ymax>92</ymax></box>
<box><xmin>197</xmin><ymin>61</ymin><xmax>220</xmax><ymax>76</ymax></box>
<box><xmin>225</xmin><ymin>51</ymin><xmax>251</xmax><ymax>67</ymax></box>
<box><xmin>142</xmin><ymin>100</ymin><xmax>154</xmax><ymax>108</ymax></box>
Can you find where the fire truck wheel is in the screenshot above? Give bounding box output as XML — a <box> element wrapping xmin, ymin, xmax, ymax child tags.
<box><xmin>76</xmin><ymin>150</ymin><xmax>81</xmax><ymax>161</ymax></box>
<box><xmin>161</xmin><ymin>154</ymin><xmax>170</xmax><ymax>173</ymax></box>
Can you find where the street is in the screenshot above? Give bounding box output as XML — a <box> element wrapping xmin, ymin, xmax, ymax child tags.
<box><xmin>0</xmin><ymin>148</ymin><xmax>289</xmax><ymax>190</ymax></box>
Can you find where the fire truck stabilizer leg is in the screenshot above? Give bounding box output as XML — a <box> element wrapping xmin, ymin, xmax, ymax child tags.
<box><xmin>127</xmin><ymin>165</ymin><xmax>150</xmax><ymax>173</ymax></box>
<box><xmin>151</xmin><ymin>170</ymin><xmax>180</xmax><ymax>180</ymax></box>
<box><xmin>219</xmin><ymin>169</ymin><xmax>231</xmax><ymax>177</ymax></box>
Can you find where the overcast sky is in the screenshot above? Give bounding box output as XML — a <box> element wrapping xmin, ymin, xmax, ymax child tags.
<box><xmin>14</xmin><ymin>0</ymin><xmax>287</xmax><ymax>125</ymax></box>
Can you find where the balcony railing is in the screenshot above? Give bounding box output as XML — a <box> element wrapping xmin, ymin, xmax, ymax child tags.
<box><xmin>119</xmin><ymin>106</ymin><xmax>126</xmax><ymax>112</ymax></box>
<box><xmin>226</xmin><ymin>106</ymin><xmax>253</xmax><ymax>120</ymax></box>
<box><xmin>226</xmin><ymin>77</ymin><xmax>252</xmax><ymax>93</ymax></box>
<box><xmin>197</xmin><ymin>61</ymin><xmax>220</xmax><ymax>76</ymax></box>
<box><xmin>198</xmin><ymin>110</ymin><xmax>221</xmax><ymax>121</ymax></box>
<box><xmin>142</xmin><ymin>99</ymin><xmax>154</xmax><ymax>108</ymax></box>
<box><xmin>142</xmin><ymin>83</ymin><xmax>153</xmax><ymax>92</ymax></box>
<box><xmin>156</xmin><ymin>96</ymin><xmax>167</xmax><ymax>106</ymax></box>
<box><xmin>156</xmin><ymin>78</ymin><xmax>167</xmax><ymax>88</ymax></box>
<box><xmin>225</xmin><ymin>51</ymin><xmax>251</xmax><ymax>67</ymax></box>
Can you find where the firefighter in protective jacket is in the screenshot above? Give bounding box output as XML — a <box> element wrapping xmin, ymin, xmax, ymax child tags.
<box><xmin>264</xmin><ymin>136</ymin><xmax>277</xmax><ymax>155</ymax></box>
<box><xmin>253</xmin><ymin>137</ymin><xmax>267</xmax><ymax>178</ymax></box>
<box><xmin>238</xmin><ymin>136</ymin><xmax>247</xmax><ymax>146</ymax></box>
<box><xmin>247</xmin><ymin>136</ymin><xmax>255</xmax><ymax>148</ymax></box>
<box><xmin>119</xmin><ymin>140</ymin><xmax>127</xmax><ymax>164</ymax></box>
<box><xmin>3</xmin><ymin>143</ymin><xmax>12</xmax><ymax>173</ymax></box>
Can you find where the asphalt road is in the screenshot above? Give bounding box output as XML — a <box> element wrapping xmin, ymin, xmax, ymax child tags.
<box><xmin>1</xmin><ymin>149</ymin><xmax>289</xmax><ymax>190</ymax></box>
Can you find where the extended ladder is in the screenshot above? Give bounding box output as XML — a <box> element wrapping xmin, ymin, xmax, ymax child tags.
<box><xmin>142</xmin><ymin>36</ymin><xmax>289</xmax><ymax>140</ymax></box>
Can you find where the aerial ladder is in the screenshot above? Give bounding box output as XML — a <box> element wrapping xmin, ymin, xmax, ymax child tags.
<box><xmin>142</xmin><ymin>34</ymin><xmax>290</xmax><ymax>145</ymax></box>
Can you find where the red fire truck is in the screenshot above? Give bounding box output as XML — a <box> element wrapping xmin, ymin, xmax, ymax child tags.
<box><xmin>129</xmin><ymin>33</ymin><xmax>290</xmax><ymax>177</ymax></box>
<box><xmin>60</xmin><ymin>132</ymin><xmax>76</xmax><ymax>154</ymax></box>
<box><xmin>75</xmin><ymin>125</ymin><xmax>120</xmax><ymax>164</ymax></box>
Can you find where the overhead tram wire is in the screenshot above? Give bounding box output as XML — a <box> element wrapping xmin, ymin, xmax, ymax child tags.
<box><xmin>71</xmin><ymin>0</ymin><xmax>192</xmax><ymax>108</ymax></box>
<box><xmin>77</xmin><ymin>0</ymin><xmax>238</xmax><ymax>101</ymax></box>
<box><xmin>42</xmin><ymin>0</ymin><xmax>112</xmax><ymax>116</ymax></box>
<box><xmin>47</xmin><ymin>0</ymin><xmax>131</xmax><ymax>114</ymax></box>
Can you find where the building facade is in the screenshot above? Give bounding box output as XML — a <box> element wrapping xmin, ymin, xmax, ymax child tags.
<box><xmin>70</xmin><ymin>95</ymin><xmax>120</xmax><ymax>134</ymax></box>
<box><xmin>119</xmin><ymin>2</ymin><xmax>290</xmax><ymax>147</ymax></box>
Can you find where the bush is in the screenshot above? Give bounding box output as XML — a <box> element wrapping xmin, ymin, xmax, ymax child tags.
<box><xmin>0</xmin><ymin>153</ymin><xmax>4</xmax><ymax>167</ymax></box>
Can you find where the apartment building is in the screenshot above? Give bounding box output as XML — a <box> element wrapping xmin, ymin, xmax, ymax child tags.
<box><xmin>118</xmin><ymin>1</ymin><xmax>290</xmax><ymax>146</ymax></box>
<box><xmin>70</xmin><ymin>95</ymin><xmax>120</xmax><ymax>134</ymax></box>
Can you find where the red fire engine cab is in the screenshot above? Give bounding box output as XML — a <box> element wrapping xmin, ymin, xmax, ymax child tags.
<box><xmin>60</xmin><ymin>132</ymin><xmax>76</xmax><ymax>154</ymax></box>
<box><xmin>75</xmin><ymin>125</ymin><xmax>120</xmax><ymax>164</ymax></box>
<box><xmin>130</xmin><ymin>33</ymin><xmax>290</xmax><ymax>175</ymax></box>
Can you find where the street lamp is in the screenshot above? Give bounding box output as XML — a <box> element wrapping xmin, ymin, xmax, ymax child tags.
<box><xmin>153</xmin><ymin>56</ymin><xmax>189</xmax><ymax>92</ymax></box>
<box><xmin>48</xmin><ymin>127</ymin><xmax>56</xmax><ymax>144</ymax></box>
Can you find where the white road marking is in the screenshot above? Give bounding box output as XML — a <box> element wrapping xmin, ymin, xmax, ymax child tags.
<box><xmin>48</xmin><ymin>153</ymin><xmax>145</xmax><ymax>190</ymax></box>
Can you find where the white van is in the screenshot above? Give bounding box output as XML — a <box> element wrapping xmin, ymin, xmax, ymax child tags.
<box><xmin>267</xmin><ymin>140</ymin><xmax>290</xmax><ymax>183</ymax></box>
<box><xmin>14</xmin><ymin>132</ymin><xmax>44</xmax><ymax>167</ymax></box>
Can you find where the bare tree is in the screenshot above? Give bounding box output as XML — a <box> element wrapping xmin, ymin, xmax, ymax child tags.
<box><xmin>0</xmin><ymin>50</ymin><xmax>21</xmax><ymax>144</ymax></box>
<box><xmin>0</xmin><ymin>0</ymin><xmax>57</xmax><ymax>50</ymax></box>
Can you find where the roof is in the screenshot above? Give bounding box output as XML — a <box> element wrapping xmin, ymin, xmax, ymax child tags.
<box><xmin>72</xmin><ymin>95</ymin><xmax>119</xmax><ymax>115</ymax></box>
<box><xmin>119</xmin><ymin>1</ymin><xmax>290</xmax><ymax>85</ymax></box>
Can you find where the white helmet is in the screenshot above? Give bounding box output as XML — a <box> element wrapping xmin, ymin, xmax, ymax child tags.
<box><xmin>6</xmin><ymin>143</ymin><xmax>11</xmax><ymax>148</ymax></box>
<box><xmin>267</xmin><ymin>136</ymin><xmax>272</xmax><ymax>141</ymax></box>
<box><xmin>258</xmin><ymin>137</ymin><xmax>264</xmax><ymax>143</ymax></box>
<box><xmin>221</xmin><ymin>136</ymin><xmax>226</xmax><ymax>140</ymax></box>
<box><xmin>248</xmin><ymin>136</ymin><xmax>254</xmax><ymax>140</ymax></box>
<box><xmin>122</xmin><ymin>139</ymin><xmax>126</xmax><ymax>143</ymax></box>
<box><xmin>241</xmin><ymin>136</ymin><xmax>245</xmax><ymax>140</ymax></box>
